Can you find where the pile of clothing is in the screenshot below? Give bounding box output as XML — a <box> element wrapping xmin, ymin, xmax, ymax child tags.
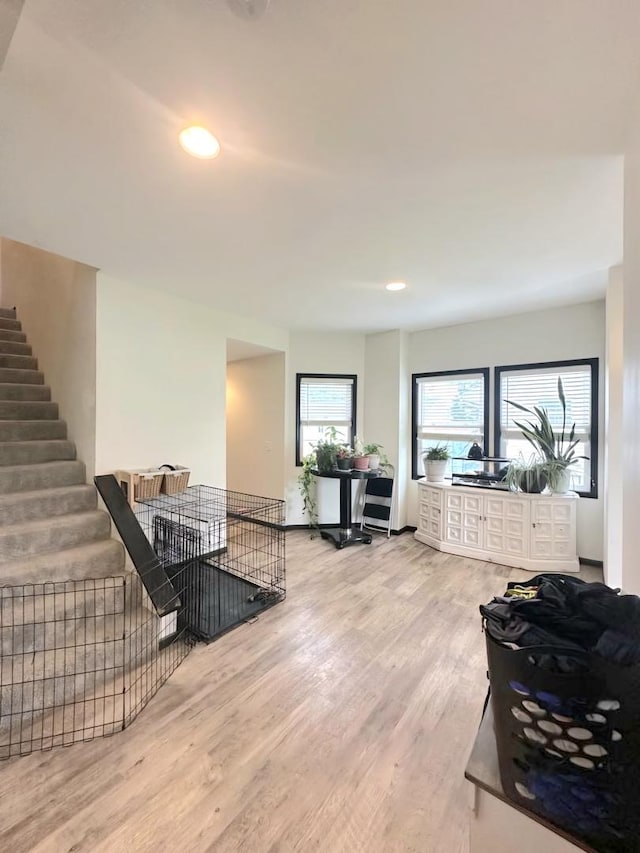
<box><xmin>481</xmin><ymin>574</ymin><xmax>640</xmax><ymax>669</ymax></box>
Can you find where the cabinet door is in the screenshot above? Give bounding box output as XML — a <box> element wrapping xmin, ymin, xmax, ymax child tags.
<box><xmin>530</xmin><ymin>500</ymin><xmax>576</xmax><ymax>560</ymax></box>
<box><xmin>484</xmin><ymin>495</ymin><xmax>529</xmax><ymax>557</ymax></box>
<box><xmin>418</xmin><ymin>486</ymin><xmax>442</xmax><ymax>539</ymax></box>
<box><xmin>445</xmin><ymin>491</ymin><xmax>483</xmax><ymax>548</ymax></box>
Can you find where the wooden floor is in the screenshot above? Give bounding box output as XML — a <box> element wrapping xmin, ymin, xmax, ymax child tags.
<box><xmin>0</xmin><ymin>532</ymin><xmax>602</xmax><ymax>853</ymax></box>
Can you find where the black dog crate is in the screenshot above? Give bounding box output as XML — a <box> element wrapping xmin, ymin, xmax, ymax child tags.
<box><xmin>135</xmin><ymin>486</ymin><xmax>285</xmax><ymax>642</ymax></box>
<box><xmin>486</xmin><ymin>632</ymin><xmax>640</xmax><ymax>852</ymax></box>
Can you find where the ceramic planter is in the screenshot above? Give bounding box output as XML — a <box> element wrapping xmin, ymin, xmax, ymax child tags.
<box><xmin>352</xmin><ymin>455</ymin><xmax>369</xmax><ymax>471</ymax></box>
<box><xmin>336</xmin><ymin>457</ymin><xmax>353</xmax><ymax>471</ymax></box>
<box><xmin>424</xmin><ymin>458</ymin><xmax>447</xmax><ymax>482</ymax></box>
<box><xmin>366</xmin><ymin>453</ymin><xmax>380</xmax><ymax>470</ymax></box>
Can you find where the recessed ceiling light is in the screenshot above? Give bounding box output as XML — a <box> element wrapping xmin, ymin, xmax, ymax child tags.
<box><xmin>178</xmin><ymin>126</ymin><xmax>221</xmax><ymax>159</ymax></box>
<box><xmin>385</xmin><ymin>281</ymin><xmax>406</xmax><ymax>292</ymax></box>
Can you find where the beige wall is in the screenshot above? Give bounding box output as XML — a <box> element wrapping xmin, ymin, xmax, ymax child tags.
<box><xmin>226</xmin><ymin>353</ymin><xmax>285</xmax><ymax>499</ymax></box>
<box><xmin>95</xmin><ymin>273</ymin><xmax>289</xmax><ymax>489</ymax></box>
<box><xmin>0</xmin><ymin>237</ymin><xmax>97</xmax><ymax>478</ymax></box>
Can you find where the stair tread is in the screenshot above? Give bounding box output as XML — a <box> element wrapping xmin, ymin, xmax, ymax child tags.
<box><xmin>0</xmin><ymin>539</ymin><xmax>125</xmax><ymax>584</ymax></box>
<box><xmin>0</xmin><ymin>508</ymin><xmax>108</xmax><ymax>536</ymax></box>
<box><xmin>0</xmin><ymin>483</ymin><xmax>95</xmax><ymax>506</ymax></box>
<box><xmin>0</xmin><ymin>369</ymin><xmax>44</xmax><ymax>384</ymax></box>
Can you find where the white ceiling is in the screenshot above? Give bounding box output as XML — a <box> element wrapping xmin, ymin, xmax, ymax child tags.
<box><xmin>1</xmin><ymin>0</ymin><xmax>639</xmax><ymax>332</ymax></box>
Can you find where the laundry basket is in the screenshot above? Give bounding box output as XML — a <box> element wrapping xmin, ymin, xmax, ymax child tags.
<box><xmin>160</xmin><ymin>466</ymin><xmax>191</xmax><ymax>496</ymax></box>
<box><xmin>116</xmin><ymin>468</ymin><xmax>164</xmax><ymax>506</ymax></box>
<box><xmin>486</xmin><ymin>631</ymin><xmax>640</xmax><ymax>851</ymax></box>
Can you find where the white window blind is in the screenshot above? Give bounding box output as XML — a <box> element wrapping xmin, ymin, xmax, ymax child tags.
<box><xmin>416</xmin><ymin>373</ymin><xmax>486</xmax><ymax>443</ymax></box>
<box><xmin>297</xmin><ymin>375</ymin><xmax>355</xmax><ymax>462</ymax></box>
<box><xmin>499</xmin><ymin>363</ymin><xmax>594</xmax><ymax>494</ymax></box>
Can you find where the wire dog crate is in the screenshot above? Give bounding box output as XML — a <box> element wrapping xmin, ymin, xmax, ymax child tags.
<box><xmin>134</xmin><ymin>485</ymin><xmax>286</xmax><ymax>642</ymax></box>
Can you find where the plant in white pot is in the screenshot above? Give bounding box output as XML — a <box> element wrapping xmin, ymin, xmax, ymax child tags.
<box><xmin>363</xmin><ymin>442</ymin><xmax>386</xmax><ymax>471</ymax></box>
<box><xmin>507</xmin><ymin>378</ymin><xmax>588</xmax><ymax>494</ymax></box>
<box><xmin>423</xmin><ymin>444</ymin><xmax>450</xmax><ymax>482</ymax></box>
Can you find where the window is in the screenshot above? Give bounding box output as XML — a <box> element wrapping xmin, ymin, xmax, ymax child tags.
<box><xmin>495</xmin><ymin>359</ymin><xmax>599</xmax><ymax>498</ymax></box>
<box><xmin>296</xmin><ymin>374</ymin><xmax>357</xmax><ymax>465</ymax></box>
<box><xmin>412</xmin><ymin>368</ymin><xmax>489</xmax><ymax>479</ymax></box>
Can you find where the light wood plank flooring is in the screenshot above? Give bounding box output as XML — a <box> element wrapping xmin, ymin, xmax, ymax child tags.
<box><xmin>0</xmin><ymin>531</ymin><xmax>602</xmax><ymax>853</ymax></box>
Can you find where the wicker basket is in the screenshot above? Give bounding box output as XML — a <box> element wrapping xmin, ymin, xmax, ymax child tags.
<box><xmin>160</xmin><ymin>466</ymin><xmax>191</xmax><ymax>496</ymax></box>
<box><xmin>116</xmin><ymin>469</ymin><xmax>165</xmax><ymax>506</ymax></box>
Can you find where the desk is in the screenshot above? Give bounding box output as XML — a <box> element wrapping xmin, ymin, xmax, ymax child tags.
<box><xmin>312</xmin><ymin>469</ymin><xmax>380</xmax><ymax>549</ymax></box>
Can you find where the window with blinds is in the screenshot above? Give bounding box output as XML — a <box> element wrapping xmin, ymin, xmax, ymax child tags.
<box><xmin>412</xmin><ymin>369</ymin><xmax>489</xmax><ymax>479</ymax></box>
<box><xmin>296</xmin><ymin>374</ymin><xmax>357</xmax><ymax>464</ymax></box>
<box><xmin>496</xmin><ymin>359</ymin><xmax>599</xmax><ymax>497</ymax></box>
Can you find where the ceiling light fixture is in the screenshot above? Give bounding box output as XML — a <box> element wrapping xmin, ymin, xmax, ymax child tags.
<box><xmin>385</xmin><ymin>281</ymin><xmax>407</xmax><ymax>292</ymax></box>
<box><xmin>178</xmin><ymin>126</ymin><xmax>221</xmax><ymax>159</ymax></box>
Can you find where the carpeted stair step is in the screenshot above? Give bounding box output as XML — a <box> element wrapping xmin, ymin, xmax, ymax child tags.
<box><xmin>0</xmin><ymin>420</ymin><xmax>67</xmax><ymax>441</ymax></box>
<box><xmin>0</xmin><ymin>484</ymin><xmax>96</xmax><ymax>526</ymax></box>
<box><xmin>0</xmin><ymin>538</ymin><xmax>125</xmax><ymax>586</ymax></box>
<box><xmin>0</xmin><ymin>400</ymin><xmax>58</xmax><ymax>419</ymax></box>
<box><xmin>0</xmin><ymin>308</ymin><xmax>16</xmax><ymax>320</ymax></box>
<box><xmin>0</xmin><ymin>383</ymin><xmax>51</xmax><ymax>401</ymax></box>
<box><xmin>0</xmin><ymin>354</ymin><xmax>37</xmax><ymax>370</ymax></box>
<box><xmin>0</xmin><ymin>367</ymin><xmax>44</xmax><ymax>385</ymax></box>
<box><xmin>0</xmin><ymin>317</ymin><xmax>21</xmax><ymax>332</ymax></box>
<box><xmin>0</xmin><ymin>329</ymin><xmax>27</xmax><ymax>343</ymax></box>
<box><xmin>0</xmin><ymin>340</ymin><xmax>32</xmax><ymax>356</ymax></box>
<box><xmin>0</xmin><ymin>510</ymin><xmax>111</xmax><ymax>566</ymax></box>
<box><xmin>0</xmin><ymin>439</ymin><xmax>76</xmax><ymax>466</ymax></box>
<box><xmin>0</xmin><ymin>460</ymin><xmax>84</xmax><ymax>494</ymax></box>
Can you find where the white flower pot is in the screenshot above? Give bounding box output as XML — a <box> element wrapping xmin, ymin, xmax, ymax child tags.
<box><xmin>552</xmin><ymin>468</ymin><xmax>572</xmax><ymax>494</ymax></box>
<box><xmin>367</xmin><ymin>454</ymin><xmax>380</xmax><ymax>470</ymax></box>
<box><xmin>424</xmin><ymin>459</ymin><xmax>447</xmax><ymax>482</ymax></box>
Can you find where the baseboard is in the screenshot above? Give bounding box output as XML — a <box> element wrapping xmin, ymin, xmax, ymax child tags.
<box><xmin>392</xmin><ymin>525</ymin><xmax>416</xmax><ymax>535</ymax></box>
<box><xmin>285</xmin><ymin>523</ymin><xmax>340</xmax><ymax>531</ymax></box>
<box><xmin>579</xmin><ymin>558</ymin><xmax>604</xmax><ymax>569</ymax></box>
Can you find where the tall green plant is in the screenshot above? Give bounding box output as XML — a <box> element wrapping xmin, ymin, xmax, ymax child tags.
<box><xmin>298</xmin><ymin>453</ymin><xmax>318</xmax><ymax>533</ymax></box>
<box><xmin>507</xmin><ymin>377</ymin><xmax>587</xmax><ymax>489</ymax></box>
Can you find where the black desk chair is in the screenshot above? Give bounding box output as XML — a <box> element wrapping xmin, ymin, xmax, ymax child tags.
<box><xmin>359</xmin><ymin>465</ymin><xmax>395</xmax><ymax>539</ymax></box>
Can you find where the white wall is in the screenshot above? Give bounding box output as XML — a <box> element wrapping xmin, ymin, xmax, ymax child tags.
<box><xmin>619</xmin><ymin>100</ymin><xmax>640</xmax><ymax>593</ymax></box>
<box><xmin>0</xmin><ymin>237</ymin><xmax>97</xmax><ymax>478</ymax></box>
<box><xmin>605</xmin><ymin>266</ymin><xmax>623</xmax><ymax>587</ymax></box>
<box><xmin>407</xmin><ymin>301</ymin><xmax>606</xmax><ymax>561</ymax></box>
<box><xmin>364</xmin><ymin>330</ymin><xmax>409</xmax><ymax>529</ymax></box>
<box><xmin>95</xmin><ymin>273</ymin><xmax>288</xmax><ymax>489</ymax></box>
<box><xmin>285</xmin><ymin>331</ymin><xmax>366</xmax><ymax>525</ymax></box>
<box><xmin>226</xmin><ymin>353</ymin><xmax>285</xmax><ymax>499</ymax></box>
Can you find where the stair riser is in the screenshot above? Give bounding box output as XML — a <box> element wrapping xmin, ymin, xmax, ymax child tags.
<box><xmin>0</xmin><ymin>420</ymin><xmax>67</xmax><ymax>441</ymax></box>
<box><xmin>0</xmin><ymin>309</ymin><xmax>16</xmax><ymax>320</ymax></box>
<box><xmin>0</xmin><ymin>401</ymin><xmax>58</xmax><ymax>420</ymax></box>
<box><xmin>0</xmin><ymin>486</ymin><xmax>96</xmax><ymax>527</ymax></box>
<box><xmin>0</xmin><ymin>461</ymin><xmax>85</xmax><ymax>494</ymax></box>
<box><xmin>0</xmin><ymin>385</ymin><xmax>51</xmax><ymax>402</ymax></box>
<box><xmin>0</xmin><ymin>368</ymin><xmax>44</xmax><ymax>385</ymax></box>
<box><xmin>0</xmin><ymin>342</ymin><xmax>31</xmax><ymax>356</ymax></box>
<box><xmin>0</xmin><ymin>513</ymin><xmax>111</xmax><ymax>565</ymax></box>
<box><xmin>0</xmin><ymin>330</ymin><xmax>26</xmax><ymax>343</ymax></box>
<box><xmin>0</xmin><ymin>318</ymin><xmax>21</xmax><ymax>332</ymax></box>
<box><xmin>0</xmin><ymin>441</ymin><xmax>76</xmax><ymax>467</ymax></box>
<box><xmin>0</xmin><ymin>355</ymin><xmax>37</xmax><ymax>370</ymax></box>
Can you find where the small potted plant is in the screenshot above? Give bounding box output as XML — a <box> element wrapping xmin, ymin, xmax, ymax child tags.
<box><xmin>423</xmin><ymin>444</ymin><xmax>450</xmax><ymax>482</ymax></box>
<box><xmin>314</xmin><ymin>426</ymin><xmax>343</xmax><ymax>473</ymax></box>
<box><xmin>352</xmin><ymin>435</ymin><xmax>369</xmax><ymax>471</ymax></box>
<box><xmin>504</xmin><ymin>456</ymin><xmax>548</xmax><ymax>494</ymax></box>
<box><xmin>363</xmin><ymin>443</ymin><xmax>385</xmax><ymax>471</ymax></box>
<box><xmin>336</xmin><ymin>446</ymin><xmax>353</xmax><ymax>471</ymax></box>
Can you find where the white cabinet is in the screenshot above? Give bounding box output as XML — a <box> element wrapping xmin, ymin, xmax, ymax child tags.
<box><xmin>445</xmin><ymin>490</ymin><xmax>484</xmax><ymax>549</ymax></box>
<box><xmin>418</xmin><ymin>484</ymin><xmax>443</xmax><ymax>540</ymax></box>
<box><xmin>415</xmin><ymin>481</ymin><xmax>579</xmax><ymax>572</ymax></box>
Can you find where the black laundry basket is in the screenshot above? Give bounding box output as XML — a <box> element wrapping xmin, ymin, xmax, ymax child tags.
<box><xmin>486</xmin><ymin>631</ymin><xmax>640</xmax><ymax>851</ymax></box>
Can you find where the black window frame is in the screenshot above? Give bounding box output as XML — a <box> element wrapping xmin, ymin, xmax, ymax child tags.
<box><xmin>494</xmin><ymin>358</ymin><xmax>599</xmax><ymax>499</ymax></box>
<box><xmin>295</xmin><ymin>372</ymin><xmax>357</xmax><ymax>467</ymax></box>
<box><xmin>411</xmin><ymin>367</ymin><xmax>490</xmax><ymax>480</ymax></box>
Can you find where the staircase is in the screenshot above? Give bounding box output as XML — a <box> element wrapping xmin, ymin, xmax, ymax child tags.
<box><xmin>0</xmin><ymin>307</ymin><xmax>124</xmax><ymax>586</ymax></box>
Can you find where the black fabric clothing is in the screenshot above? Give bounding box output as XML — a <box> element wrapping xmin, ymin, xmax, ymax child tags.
<box><xmin>481</xmin><ymin>574</ymin><xmax>640</xmax><ymax>666</ymax></box>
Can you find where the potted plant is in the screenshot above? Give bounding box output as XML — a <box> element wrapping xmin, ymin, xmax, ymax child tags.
<box><xmin>363</xmin><ymin>443</ymin><xmax>386</xmax><ymax>471</ymax></box>
<box><xmin>504</xmin><ymin>456</ymin><xmax>548</xmax><ymax>494</ymax></box>
<box><xmin>423</xmin><ymin>444</ymin><xmax>450</xmax><ymax>482</ymax></box>
<box><xmin>297</xmin><ymin>452</ymin><xmax>318</xmax><ymax>532</ymax></box>
<box><xmin>314</xmin><ymin>426</ymin><xmax>343</xmax><ymax>473</ymax></box>
<box><xmin>336</xmin><ymin>446</ymin><xmax>353</xmax><ymax>471</ymax></box>
<box><xmin>352</xmin><ymin>435</ymin><xmax>369</xmax><ymax>471</ymax></box>
<box><xmin>507</xmin><ymin>378</ymin><xmax>587</xmax><ymax>494</ymax></box>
